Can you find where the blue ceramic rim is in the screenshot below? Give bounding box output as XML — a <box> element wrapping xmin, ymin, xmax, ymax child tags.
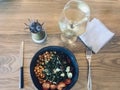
<box><xmin>30</xmin><ymin>46</ymin><xmax>79</xmax><ymax>90</ymax></box>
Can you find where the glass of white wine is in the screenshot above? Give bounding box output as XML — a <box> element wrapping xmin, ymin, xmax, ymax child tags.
<box><xmin>59</xmin><ymin>0</ymin><xmax>90</xmax><ymax>44</ymax></box>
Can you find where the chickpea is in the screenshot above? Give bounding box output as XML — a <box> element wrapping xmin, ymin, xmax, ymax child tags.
<box><xmin>40</xmin><ymin>73</ymin><xmax>45</xmax><ymax>78</ymax></box>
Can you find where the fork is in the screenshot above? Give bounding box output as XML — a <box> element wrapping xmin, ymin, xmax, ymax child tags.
<box><xmin>86</xmin><ymin>47</ymin><xmax>92</xmax><ymax>90</ymax></box>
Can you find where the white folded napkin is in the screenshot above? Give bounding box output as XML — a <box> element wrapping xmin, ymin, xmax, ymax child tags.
<box><xmin>79</xmin><ymin>18</ymin><xmax>115</xmax><ymax>53</ymax></box>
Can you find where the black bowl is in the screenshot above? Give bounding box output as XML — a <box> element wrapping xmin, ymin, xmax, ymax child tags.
<box><xmin>30</xmin><ymin>46</ymin><xmax>79</xmax><ymax>90</ymax></box>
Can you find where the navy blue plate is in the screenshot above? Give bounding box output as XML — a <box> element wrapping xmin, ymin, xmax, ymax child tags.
<box><xmin>30</xmin><ymin>46</ymin><xmax>79</xmax><ymax>90</ymax></box>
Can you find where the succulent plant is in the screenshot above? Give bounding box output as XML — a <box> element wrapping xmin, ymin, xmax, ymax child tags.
<box><xmin>25</xmin><ymin>19</ymin><xmax>44</xmax><ymax>33</ymax></box>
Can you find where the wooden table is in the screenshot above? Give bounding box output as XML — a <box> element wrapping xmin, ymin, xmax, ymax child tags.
<box><xmin>0</xmin><ymin>0</ymin><xmax>120</xmax><ymax>90</ymax></box>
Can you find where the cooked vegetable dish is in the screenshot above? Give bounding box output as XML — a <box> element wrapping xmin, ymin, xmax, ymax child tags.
<box><xmin>34</xmin><ymin>51</ymin><xmax>73</xmax><ymax>90</ymax></box>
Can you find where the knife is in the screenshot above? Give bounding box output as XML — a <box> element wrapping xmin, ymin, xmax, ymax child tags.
<box><xmin>19</xmin><ymin>41</ymin><xmax>24</xmax><ymax>89</ymax></box>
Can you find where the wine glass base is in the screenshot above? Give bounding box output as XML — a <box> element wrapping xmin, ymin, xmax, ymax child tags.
<box><xmin>61</xmin><ymin>34</ymin><xmax>77</xmax><ymax>45</ymax></box>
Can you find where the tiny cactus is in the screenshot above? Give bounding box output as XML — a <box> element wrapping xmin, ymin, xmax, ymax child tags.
<box><xmin>25</xmin><ymin>19</ymin><xmax>44</xmax><ymax>33</ymax></box>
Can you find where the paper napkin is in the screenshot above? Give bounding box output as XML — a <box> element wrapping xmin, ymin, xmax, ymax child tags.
<box><xmin>79</xmin><ymin>18</ymin><xmax>115</xmax><ymax>53</ymax></box>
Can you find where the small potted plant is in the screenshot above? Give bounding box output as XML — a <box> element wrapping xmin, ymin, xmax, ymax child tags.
<box><xmin>25</xmin><ymin>19</ymin><xmax>47</xmax><ymax>43</ymax></box>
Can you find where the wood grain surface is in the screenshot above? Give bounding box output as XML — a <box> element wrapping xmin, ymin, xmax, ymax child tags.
<box><xmin>0</xmin><ymin>0</ymin><xmax>120</xmax><ymax>90</ymax></box>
